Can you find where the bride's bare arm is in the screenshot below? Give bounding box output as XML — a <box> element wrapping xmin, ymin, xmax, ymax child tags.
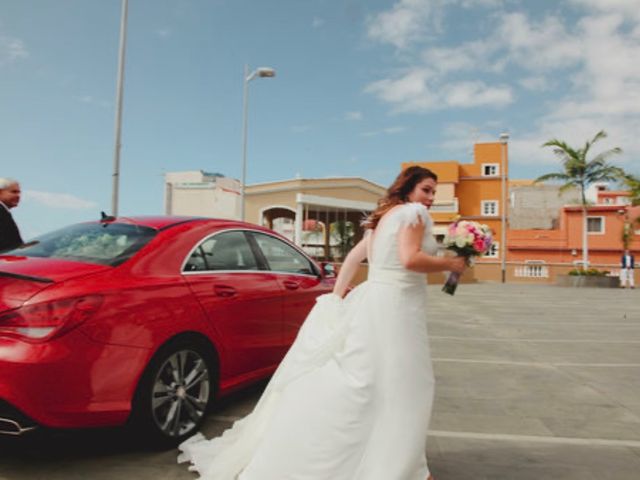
<box><xmin>398</xmin><ymin>221</ymin><xmax>466</xmax><ymax>274</ymax></box>
<box><xmin>332</xmin><ymin>237</ymin><xmax>368</xmax><ymax>298</ymax></box>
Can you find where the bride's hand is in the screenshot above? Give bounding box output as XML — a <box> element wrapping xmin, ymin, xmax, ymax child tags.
<box><xmin>448</xmin><ymin>256</ymin><xmax>466</xmax><ymax>274</ymax></box>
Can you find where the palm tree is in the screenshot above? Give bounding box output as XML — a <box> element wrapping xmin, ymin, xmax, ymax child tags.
<box><xmin>620</xmin><ymin>173</ymin><xmax>640</xmax><ymax>249</ymax></box>
<box><xmin>535</xmin><ymin>130</ymin><xmax>623</xmax><ymax>269</ymax></box>
<box><xmin>622</xmin><ymin>173</ymin><xmax>640</xmax><ymax>206</ymax></box>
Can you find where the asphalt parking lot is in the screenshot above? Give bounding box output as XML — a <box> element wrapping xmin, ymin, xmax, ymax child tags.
<box><xmin>1</xmin><ymin>283</ymin><xmax>639</xmax><ymax>480</ymax></box>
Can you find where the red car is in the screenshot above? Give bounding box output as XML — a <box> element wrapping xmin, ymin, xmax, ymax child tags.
<box><xmin>0</xmin><ymin>216</ymin><xmax>335</xmax><ymax>444</ymax></box>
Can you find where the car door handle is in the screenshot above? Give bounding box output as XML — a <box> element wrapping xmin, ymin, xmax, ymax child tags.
<box><xmin>214</xmin><ymin>285</ymin><xmax>237</xmax><ymax>297</ymax></box>
<box><xmin>283</xmin><ymin>280</ymin><xmax>300</xmax><ymax>290</ymax></box>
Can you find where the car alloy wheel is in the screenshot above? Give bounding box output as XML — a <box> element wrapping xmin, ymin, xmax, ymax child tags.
<box><xmin>131</xmin><ymin>338</ymin><xmax>215</xmax><ymax>446</ymax></box>
<box><xmin>150</xmin><ymin>349</ymin><xmax>210</xmax><ymax>438</ymax></box>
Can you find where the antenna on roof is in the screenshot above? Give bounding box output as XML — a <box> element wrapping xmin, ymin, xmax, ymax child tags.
<box><xmin>101</xmin><ymin>211</ymin><xmax>116</xmax><ymax>223</ymax></box>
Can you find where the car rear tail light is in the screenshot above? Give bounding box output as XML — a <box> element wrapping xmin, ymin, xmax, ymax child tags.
<box><xmin>0</xmin><ymin>295</ymin><xmax>103</xmax><ymax>341</ymax></box>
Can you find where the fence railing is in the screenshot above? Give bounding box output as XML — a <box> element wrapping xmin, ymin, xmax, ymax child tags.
<box><xmin>514</xmin><ymin>265</ymin><xmax>549</xmax><ymax>278</ymax></box>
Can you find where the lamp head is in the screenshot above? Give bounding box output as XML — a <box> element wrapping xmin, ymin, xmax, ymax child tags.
<box><xmin>499</xmin><ymin>132</ymin><xmax>509</xmax><ymax>144</ymax></box>
<box><xmin>256</xmin><ymin>67</ymin><xmax>276</xmax><ymax>78</ymax></box>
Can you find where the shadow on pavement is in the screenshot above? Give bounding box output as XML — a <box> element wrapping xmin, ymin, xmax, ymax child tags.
<box><xmin>0</xmin><ymin>380</ymin><xmax>267</xmax><ymax>460</ymax></box>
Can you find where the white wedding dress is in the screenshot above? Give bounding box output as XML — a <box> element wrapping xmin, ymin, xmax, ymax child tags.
<box><xmin>179</xmin><ymin>203</ymin><xmax>438</xmax><ymax>480</ymax></box>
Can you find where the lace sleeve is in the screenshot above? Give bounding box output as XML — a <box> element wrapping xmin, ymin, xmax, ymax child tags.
<box><xmin>396</xmin><ymin>202</ymin><xmax>432</xmax><ymax>229</ymax></box>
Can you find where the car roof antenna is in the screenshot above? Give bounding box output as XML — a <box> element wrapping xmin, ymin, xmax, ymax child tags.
<box><xmin>100</xmin><ymin>211</ymin><xmax>116</xmax><ymax>223</ymax></box>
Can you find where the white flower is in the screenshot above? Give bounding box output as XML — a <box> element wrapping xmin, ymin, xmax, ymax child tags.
<box><xmin>455</xmin><ymin>236</ymin><xmax>467</xmax><ymax>248</ymax></box>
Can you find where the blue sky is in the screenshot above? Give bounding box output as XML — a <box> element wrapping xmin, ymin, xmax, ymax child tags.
<box><xmin>2</xmin><ymin>0</ymin><xmax>639</xmax><ymax>239</ymax></box>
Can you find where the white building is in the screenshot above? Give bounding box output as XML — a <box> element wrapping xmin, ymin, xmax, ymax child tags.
<box><xmin>164</xmin><ymin>171</ymin><xmax>240</xmax><ymax>219</ymax></box>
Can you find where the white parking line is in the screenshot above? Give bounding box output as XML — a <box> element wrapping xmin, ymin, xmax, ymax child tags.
<box><xmin>208</xmin><ymin>417</ymin><xmax>640</xmax><ymax>448</ymax></box>
<box><xmin>430</xmin><ymin>336</ymin><xmax>640</xmax><ymax>344</ymax></box>
<box><xmin>432</xmin><ymin>358</ymin><xmax>640</xmax><ymax>368</ymax></box>
<box><xmin>429</xmin><ymin>321</ymin><xmax>640</xmax><ymax>327</ymax></box>
<box><xmin>428</xmin><ymin>430</ymin><xmax>640</xmax><ymax>448</ymax></box>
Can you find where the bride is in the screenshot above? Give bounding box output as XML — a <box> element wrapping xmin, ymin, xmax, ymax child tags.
<box><xmin>178</xmin><ymin>166</ymin><xmax>466</xmax><ymax>480</ymax></box>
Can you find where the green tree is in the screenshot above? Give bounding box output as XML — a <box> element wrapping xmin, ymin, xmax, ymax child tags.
<box><xmin>620</xmin><ymin>173</ymin><xmax>640</xmax><ymax>249</ymax></box>
<box><xmin>535</xmin><ymin>130</ymin><xmax>623</xmax><ymax>269</ymax></box>
<box><xmin>330</xmin><ymin>220</ymin><xmax>355</xmax><ymax>260</ymax></box>
<box><xmin>622</xmin><ymin>173</ymin><xmax>640</xmax><ymax>206</ymax></box>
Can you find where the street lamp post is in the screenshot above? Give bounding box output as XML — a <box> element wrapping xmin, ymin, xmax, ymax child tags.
<box><xmin>111</xmin><ymin>0</ymin><xmax>129</xmax><ymax>218</ymax></box>
<box><xmin>240</xmin><ymin>64</ymin><xmax>276</xmax><ymax>222</ymax></box>
<box><xmin>499</xmin><ymin>132</ymin><xmax>509</xmax><ymax>283</ymax></box>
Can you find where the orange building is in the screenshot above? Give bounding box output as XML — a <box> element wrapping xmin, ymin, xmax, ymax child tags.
<box><xmin>507</xmin><ymin>200</ymin><xmax>640</xmax><ymax>282</ymax></box>
<box><xmin>402</xmin><ymin>142</ymin><xmax>508</xmax><ymax>263</ymax></box>
<box><xmin>403</xmin><ymin>144</ymin><xmax>640</xmax><ymax>284</ymax></box>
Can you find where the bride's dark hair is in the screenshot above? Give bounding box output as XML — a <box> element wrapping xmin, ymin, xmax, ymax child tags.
<box><xmin>365</xmin><ymin>166</ymin><xmax>438</xmax><ymax>230</ymax></box>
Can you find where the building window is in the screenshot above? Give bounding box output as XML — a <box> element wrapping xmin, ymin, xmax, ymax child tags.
<box><xmin>484</xmin><ymin>242</ymin><xmax>499</xmax><ymax>258</ymax></box>
<box><xmin>482</xmin><ymin>163</ymin><xmax>499</xmax><ymax>177</ymax></box>
<box><xmin>587</xmin><ymin>216</ymin><xmax>604</xmax><ymax>234</ymax></box>
<box><xmin>481</xmin><ymin>200</ymin><xmax>499</xmax><ymax>216</ymax></box>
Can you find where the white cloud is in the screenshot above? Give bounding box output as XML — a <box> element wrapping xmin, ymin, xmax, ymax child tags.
<box><xmin>496</xmin><ymin>13</ymin><xmax>583</xmax><ymax>71</ymax></box>
<box><xmin>345</xmin><ymin>111</ymin><xmax>363</xmax><ymax>121</ymax></box>
<box><xmin>365</xmin><ymin>69</ymin><xmax>512</xmax><ymax>112</ymax></box>
<box><xmin>442</xmin><ymin>81</ymin><xmax>513</xmax><ymax>108</ymax></box>
<box><xmin>509</xmin><ymin>115</ymin><xmax>638</xmax><ymax>171</ymax></box>
<box><xmin>365</xmin><ymin>2</ymin><xmax>640</xmax><ymax>169</ymax></box>
<box><xmin>459</xmin><ymin>0</ymin><xmax>504</xmax><ymax>6</ymax></box>
<box><xmin>367</xmin><ymin>0</ymin><xmax>506</xmax><ymax>50</ymax></box>
<box><xmin>519</xmin><ymin>76</ymin><xmax>549</xmax><ymax>91</ymax></box>
<box><xmin>156</xmin><ymin>28</ymin><xmax>172</xmax><ymax>38</ymax></box>
<box><xmin>421</xmin><ymin>42</ymin><xmax>489</xmax><ymax>73</ymax></box>
<box><xmin>0</xmin><ymin>35</ymin><xmax>28</xmax><ymax>66</ymax></box>
<box><xmin>362</xmin><ymin>126</ymin><xmax>407</xmax><ymax>137</ymax></box>
<box><xmin>312</xmin><ymin>17</ymin><xmax>325</xmax><ymax>28</ymax></box>
<box><xmin>291</xmin><ymin>125</ymin><xmax>311</xmax><ymax>133</ymax></box>
<box><xmin>419</xmin><ymin>13</ymin><xmax>582</xmax><ymax>76</ymax></box>
<box><xmin>24</xmin><ymin>191</ymin><xmax>98</xmax><ymax>210</ymax></box>
<box><xmin>566</xmin><ymin>13</ymin><xmax>640</xmax><ymax>115</ymax></box>
<box><xmin>366</xmin><ymin>0</ymin><xmax>445</xmax><ymax>49</ymax></box>
<box><xmin>76</xmin><ymin>95</ymin><xmax>111</xmax><ymax>109</ymax></box>
<box><xmin>516</xmin><ymin>9</ymin><xmax>640</xmax><ymax>167</ymax></box>
<box><xmin>569</xmin><ymin>0</ymin><xmax>640</xmax><ymax>21</ymax></box>
<box><xmin>439</xmin><ymin>122</ymin><xmax>506</xmax><ymax>153</ymax></box>
<box><xmin>365</xmin><ymin>68</ymin><xmax>436</xmax><ymax>112</ymax></box>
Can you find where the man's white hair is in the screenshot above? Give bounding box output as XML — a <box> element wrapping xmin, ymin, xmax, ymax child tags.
<box><xmin>0</xmin><ymin>178</ymin><xmax>18</xmax><ymax>190</ymax></box>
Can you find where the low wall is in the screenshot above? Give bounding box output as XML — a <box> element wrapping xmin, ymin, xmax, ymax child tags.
<box><xmin>556</xmin><ymin>275</ymin><xmax>620</xmax><ymax>288</ymax></box>
<box><xmin>336</xmin><ymin>261</ymin><xmax>635</xmax><ymax>287</ymax></box>
<box><xmin>340</xmin><ymin>263</ymin><xmax>475</xmax><ymax>287</ymax></box>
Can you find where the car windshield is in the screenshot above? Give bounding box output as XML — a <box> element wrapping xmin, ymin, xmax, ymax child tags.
<box><xmin>4</xmin><ymin>222</ymin><xmax>157</xmax><ymax>266</ymax></box>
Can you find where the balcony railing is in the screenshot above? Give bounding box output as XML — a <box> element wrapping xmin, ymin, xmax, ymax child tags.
<box><xmin>515</xmin><ymin>264</ymin><xmax>549</xmax><ymax>278</ymax></box>
<box><xmin>429</xmin><ymin>198</ymin><xmax>459</xmax><ymax>213</ymax></box>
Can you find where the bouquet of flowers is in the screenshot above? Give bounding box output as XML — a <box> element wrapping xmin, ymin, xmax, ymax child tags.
<box><xmin>442</xmin><ymin>220</ymin><xmax>493</xmax><ymax>295</ymax></box>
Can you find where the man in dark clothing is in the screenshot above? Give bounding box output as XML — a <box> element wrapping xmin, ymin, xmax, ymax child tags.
<box><xmin>0</xmin><ymin>178</ymin><xmax>23</xmax><ymax>252</ymax></box>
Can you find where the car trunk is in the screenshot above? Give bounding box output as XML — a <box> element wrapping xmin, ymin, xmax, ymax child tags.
<box><xmin>0</xmin><ymin>256</ymin><xmax>110</xmax><ymax>313</ymax></box>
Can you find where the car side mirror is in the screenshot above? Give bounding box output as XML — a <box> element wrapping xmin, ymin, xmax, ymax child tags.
<box><xmin>321</xmin><ymin>262</ymin><xmax>336</xmax><ymax>278</ymax></box>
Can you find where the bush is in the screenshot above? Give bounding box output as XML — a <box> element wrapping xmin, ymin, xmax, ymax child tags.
<box><xmin>568</xmin><ymin>268</ymin><xmax>610</xmax><ymax>276</ymax></box>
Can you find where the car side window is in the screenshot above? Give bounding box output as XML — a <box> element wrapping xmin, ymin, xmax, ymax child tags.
<box><xmin>184</xmin><ymin>246</ymin><xmax>207</xmax><ymax>272</ymax></box>
<box><xmin>184</xmin><ymin>231</ymin><xmax>258</xmax><ymax>272</ymax></box>
<box><xmin>252</xmin><ymin>233</ymin><xmax>315</xmax><ymax>275</ymax></box>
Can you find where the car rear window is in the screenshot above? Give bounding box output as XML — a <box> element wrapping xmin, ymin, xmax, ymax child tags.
<box><xmin>5</xmin><ymin>222</ymin><xmax>157</xmax><ymax>266</ymax></box>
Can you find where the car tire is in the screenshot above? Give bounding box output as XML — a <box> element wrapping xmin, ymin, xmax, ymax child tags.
<box><xmin>130</xmin><ymin>337</ymin><xmax>216</xmax><ymax>448</ymax></box>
